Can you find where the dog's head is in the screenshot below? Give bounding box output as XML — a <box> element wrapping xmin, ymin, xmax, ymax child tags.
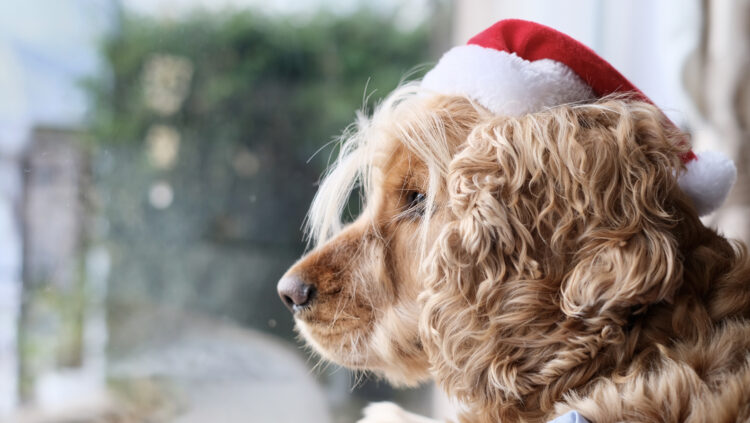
<box><xmin>278</xmin><ymin>86</ymin><xmax>702</xmax><ymax>414</ymax></box>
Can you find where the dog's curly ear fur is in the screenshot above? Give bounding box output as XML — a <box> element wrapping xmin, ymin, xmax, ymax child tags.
<box><xmin>419</xmin><ymin>100</ymin><xmax>696</xmax><ymax>419</ymax></box>
<box><xmin>553</xmin><ymin>105</ymin><xmax>693</xmax><ymax>319</ymax></box>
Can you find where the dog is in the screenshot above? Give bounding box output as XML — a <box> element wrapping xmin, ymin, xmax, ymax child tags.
<box><xmin>278</xmin><ymin>20</ymin><xmax>750</xmax><ymax>423</ymax></box>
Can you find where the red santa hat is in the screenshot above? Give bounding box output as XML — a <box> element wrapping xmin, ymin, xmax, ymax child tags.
<box><xmin>422</xmin><ymin>19</ymin><xmax>736</xmax><ymax>216</ymax></box>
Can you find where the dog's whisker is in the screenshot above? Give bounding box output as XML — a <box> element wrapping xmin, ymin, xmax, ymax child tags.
<box><xmin>329</xmin><ymin>295</ymin><xmax>346</xmax><ymax>329</ymax></box>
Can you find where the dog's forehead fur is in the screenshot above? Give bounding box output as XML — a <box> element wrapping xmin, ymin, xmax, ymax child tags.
<box><xmin>378</xmin><ymin>143</ymin><xmax>428</xmax><ymax>199</ymax></box>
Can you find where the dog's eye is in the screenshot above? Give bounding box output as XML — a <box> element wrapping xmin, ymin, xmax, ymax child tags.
<box><xmin>405</xmin><ymin>190</ymin><xmax>426</xmax><ymax>215</ymax></box>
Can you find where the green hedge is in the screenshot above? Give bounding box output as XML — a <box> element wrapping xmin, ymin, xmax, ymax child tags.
<box><xmin>84</xmin><ymin>9</ymin><xmax>432</xmax><ymax>344</ymax></box>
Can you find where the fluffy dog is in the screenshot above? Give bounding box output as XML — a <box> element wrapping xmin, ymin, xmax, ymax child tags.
<box><xmin>278</xmin><ymin>21</ymin><xmax>750</xmax><ymax>423</ymax></box>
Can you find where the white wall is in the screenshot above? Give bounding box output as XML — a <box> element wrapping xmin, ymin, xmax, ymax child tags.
<box><xmin>450</xmin><ymin>0</ymin><xmax>701</xmax><ymax>126</ymax></box>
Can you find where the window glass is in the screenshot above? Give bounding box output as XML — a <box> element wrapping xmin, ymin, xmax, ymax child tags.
<box><xmin>1</xmin><ymin>1</ymin><xmax>441</xmax><ymax>421</ymax></box>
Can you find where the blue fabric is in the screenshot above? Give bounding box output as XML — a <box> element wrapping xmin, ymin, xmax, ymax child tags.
<box><xmin>547</xmin><ymin>411</ymin><xmax>589</xmax><ymax>423</ymax></box>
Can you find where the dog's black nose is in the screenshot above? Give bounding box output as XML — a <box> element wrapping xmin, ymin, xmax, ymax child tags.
<box><xmin>277</xmin><ymin>275</ymin><xmax>315</xmax><ymax>312</ymax></box>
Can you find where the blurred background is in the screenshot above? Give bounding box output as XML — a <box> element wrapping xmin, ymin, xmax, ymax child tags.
<box><xmin>0</xmin><ymin>0</ymin><xmax>747</xmax><ymax>422</ymax></box>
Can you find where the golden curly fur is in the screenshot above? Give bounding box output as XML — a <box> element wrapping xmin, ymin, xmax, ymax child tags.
<box><xmin>280</xmin><ymin>85</ymin><xmax>750</xmax><ymax>423</ymax></box>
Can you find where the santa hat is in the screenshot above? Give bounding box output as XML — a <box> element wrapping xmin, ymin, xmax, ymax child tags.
<box><xmin>422</xmin><ymin>19</ymin><xmax>736</xmax><ymax>216</ymax></box>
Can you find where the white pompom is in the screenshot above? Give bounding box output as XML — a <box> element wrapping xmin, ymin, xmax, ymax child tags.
<box><xmin>677</xmin><ymin>151</ymin><xmax>737</xmax><ymax>216</ymax></box>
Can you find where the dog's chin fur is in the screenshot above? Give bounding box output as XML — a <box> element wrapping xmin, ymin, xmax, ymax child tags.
<box><xmin>281</xmin><ymin>85</ymin><xmax>750</xmax><ymax>422</ymax></box>
<box><xmin>295</xmin><ymin>300</ymin><xmax>432</xmax><ymax>386</ymax></box>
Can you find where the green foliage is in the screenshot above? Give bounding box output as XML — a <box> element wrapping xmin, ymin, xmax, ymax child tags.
<box><xmin>84</xmin><ymin>9</ymin><xmax>432</xmax><ymax>342</ymax></box>
<box><xmin>88</xmin><ymin>10</ymin><xmax>430</xmax><ymax>166</ymax></box>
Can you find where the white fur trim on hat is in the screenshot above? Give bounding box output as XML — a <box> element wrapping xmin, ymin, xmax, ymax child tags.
<box><xmin>421</xmin><ymin>44</ymin><xmax>595</xmax><ymax>116</ymax></box>
<box><xmin>678</xmin><ymin>151</ymin><xmax>737</xmax><ymax>216</ymax></box>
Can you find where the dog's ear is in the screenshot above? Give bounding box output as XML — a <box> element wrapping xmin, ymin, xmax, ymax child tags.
<box><xmin>450</xmin><ymin>101</ymin><xmax>691</xmax><ymax>318</ymax></box>
<box><xmin>553</xmin><ymin>103</ymin><xmax>691</xmax><ymax>319</ymax></box>
<box><xmin>420</xmin><ymin>100</ymin><xmax>693</xmax><ymax>415</ymax></box>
